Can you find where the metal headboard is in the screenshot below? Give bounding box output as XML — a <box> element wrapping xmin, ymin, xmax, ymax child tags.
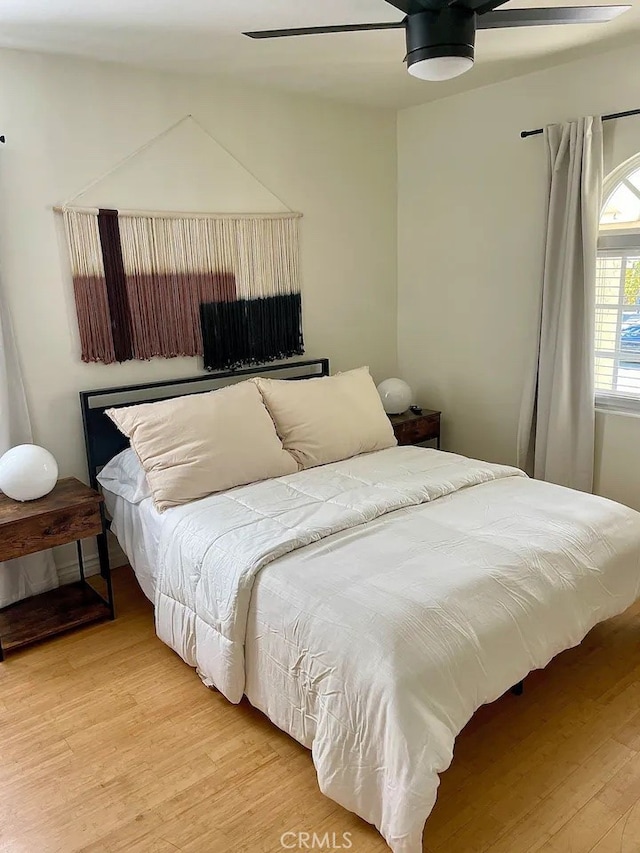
<box><xmin>79</xmin><ymin>358</ymin><xmax>330</xmax><ymax>490</ymax></box>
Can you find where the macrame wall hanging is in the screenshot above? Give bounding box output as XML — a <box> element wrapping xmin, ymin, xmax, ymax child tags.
<box><xmin>60</xmin><ymin>116</ymin><xmax>304</xmax><ymax>371</ymax></box>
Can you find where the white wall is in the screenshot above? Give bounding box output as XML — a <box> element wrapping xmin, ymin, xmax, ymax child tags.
<box><xmin>398</xmin><ymin>43</ymin><xmax>640</xmax><ymax>510</ymax></box>
<box><xmin>0</xmin><ymin>50</ymin><xmax>398</xmax><ymax>571</ymax></box>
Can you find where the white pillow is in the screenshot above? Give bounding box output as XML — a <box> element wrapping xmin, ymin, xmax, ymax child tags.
<box><xmin>106</xmin><ymin>380</ymin><xmax>299</xmax><ymax>512</ymax></box>
<box><xmin>254</xmin><ymin>367</ymin><xmax>397</xmax><ymax>469</ymax></box>
<box><xmin>97</xmin><ymin>448</ymin><xmax>151</xmax><ymax>505</ymax></box>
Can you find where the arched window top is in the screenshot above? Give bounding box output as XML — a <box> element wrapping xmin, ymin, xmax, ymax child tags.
<box><xmin>601</xmin><ymin>154</ymin><xmax>640</xmax><ymax>230</ymax></box>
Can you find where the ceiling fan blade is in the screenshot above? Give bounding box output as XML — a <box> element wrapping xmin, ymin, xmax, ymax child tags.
<box><xmin>244</xmin><ymin>21</ymin><xmax>405</xmax><ymax>39</ymax></box>
<box><xmin>477</xmin><ymin>5</ymin><xmax>630</xmax><ymax>27</ymax></box>
<box><xmin>384</xmin><ymin>0</ymin><xmax>413</xmax><ymax>10</ymax></box>
<box><xmin>449</xmin><ymin>0</ymin><xmax>507</xmax><ymax>12</ymax></box>
<box><xmin>385</xmin><ymin>0</ymin><xmax>446</xmax><ymax>11</ymax></box>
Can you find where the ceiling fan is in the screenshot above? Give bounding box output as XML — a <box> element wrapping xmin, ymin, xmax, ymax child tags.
<box><xmin>244</xmin><ymin>0</ymin><xmax>630</xmax><ymax>83</ymax></box>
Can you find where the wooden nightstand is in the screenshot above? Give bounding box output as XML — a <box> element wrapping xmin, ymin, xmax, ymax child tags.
<box><xmin>389</xmin><ymin>409</ymin><xmax>441</xmax><ymax>449</ymax></box>
<box><xmin>0</xmin><ymin>478</ymin><xmax>114</xmax><ymax>660</ymax></box>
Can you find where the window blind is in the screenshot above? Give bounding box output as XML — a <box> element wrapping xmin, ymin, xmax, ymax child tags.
<box><xmin>595</xmin><ymin>238</ymin><xmax>640</xmax><ymax>412</ymax></box>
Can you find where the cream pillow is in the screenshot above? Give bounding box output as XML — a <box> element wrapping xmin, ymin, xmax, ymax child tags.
<box><xmin>255</xmin><ymin>367</ymin><xmax>396</xmax><ymax>469</ymax></box>
<box><xmin>106</xmin><ymin>381</ymin><xmax>299</xmax><ymax>512</ymax></box>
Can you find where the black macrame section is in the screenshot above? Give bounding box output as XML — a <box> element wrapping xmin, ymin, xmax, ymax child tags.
<box><xmin>97</xmin><ymin>208</ymin><xmax>134</xmax><ymax>362</ymax></box>
<box><xmin>200</xmin><ymin>294</ymin><xmax>304</xmax><ymax>371</ymax></box>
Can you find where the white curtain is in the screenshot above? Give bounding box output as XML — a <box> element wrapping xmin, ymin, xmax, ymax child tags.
<box><xmin>517</xmin><ymin>116</ymin><xmax>603</xmax><ymax>493</ymax></box>
<box><xmin>0</xmin><ymin>280</ymin><xmax>57</xmax><ymax>608</ymax></box>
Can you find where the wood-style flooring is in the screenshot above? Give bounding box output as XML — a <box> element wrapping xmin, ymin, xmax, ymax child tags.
<box><xmin>1</xmin><ymin>567</ymin><xmax>640</xmax><ymax>853</ymax></box>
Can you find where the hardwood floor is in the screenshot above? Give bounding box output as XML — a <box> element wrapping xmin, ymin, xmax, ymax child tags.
<box><xmin>1</xmin><ymin>567</ymin><xmax>640</xmax><ymax>852</ymax></box>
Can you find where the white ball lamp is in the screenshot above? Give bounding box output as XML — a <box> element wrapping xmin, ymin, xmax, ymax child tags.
<box><xmin>0</xmin><ymin>444</ymin><xmax>59</xmax><ymax>501</ymax></box>
<box><xmin>377</xmin><ymin>379</ymin><xmax>413</xmax><ymax>415</ymax></box>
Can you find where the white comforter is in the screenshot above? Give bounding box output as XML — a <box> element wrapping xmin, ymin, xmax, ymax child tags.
<box><xmin>154</xmin><ymin>447</ymin><xmax>640</xmax><ymax>852</ymax></box>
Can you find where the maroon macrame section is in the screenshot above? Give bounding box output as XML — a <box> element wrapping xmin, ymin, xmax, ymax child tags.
<box><xmin>73</xmin><ymin>275</ymin><xmax>116</xmax><ymax>364</ymax></box>
<box><xmin>125</xmin><ymin>271</ymin><xmax>237</xmax><ymax>360</ymax></box>
<box><xmin>73</xmin><ymin>265</ymin><xmax>237</xmax><ymax>364</ymax></box>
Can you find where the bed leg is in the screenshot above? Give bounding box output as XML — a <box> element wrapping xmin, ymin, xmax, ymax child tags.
<box><xmin>511</xmin><ymin>681</ymin><xmax>524</xmax><ymax>696</ymax></box>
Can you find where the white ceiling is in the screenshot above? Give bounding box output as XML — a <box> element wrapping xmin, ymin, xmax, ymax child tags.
<box><xmin>0</xmin><ymin>0</ymin><xmax>638</xmax><ymax>108</ymax></box>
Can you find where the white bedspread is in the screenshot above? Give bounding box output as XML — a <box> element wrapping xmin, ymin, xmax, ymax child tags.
<box><xmin>103</xmin><ymin>490</ymin><xmax>161</xmax><ymax>601</ymax></box>
<box><xmin>154</xmin><ymin>447</ymin><xmax>640</xmax><ymax>852</ymax></box>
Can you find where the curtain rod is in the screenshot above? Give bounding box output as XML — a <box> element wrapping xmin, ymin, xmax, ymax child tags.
<box><xmin>521</xmin><ymin>107</ymin><xmax>640</xmax><ymax>139</ymax></box>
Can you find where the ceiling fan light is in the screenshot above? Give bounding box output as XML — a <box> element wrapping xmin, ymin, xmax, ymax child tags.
<box><xmin>407</xmin><ymin>55</ymin><xmax>474</xmax><ymax>82</ymax></box>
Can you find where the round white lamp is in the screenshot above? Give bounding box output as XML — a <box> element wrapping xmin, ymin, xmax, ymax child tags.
<box><xmin>0</xmin><ymin>444</ymin><xmax>58</xmax><ymax>501</ymax></box>
<box><xmin>377</xmin><ymin>379</ymin><xmax>413</xmax><ymax>415</ymax></box>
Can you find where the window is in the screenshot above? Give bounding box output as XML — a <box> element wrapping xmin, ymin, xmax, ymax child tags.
<box><xmin>595</xmin><ymin>155</ymin><xmax>640</xmax><ymax>412</ymax></box>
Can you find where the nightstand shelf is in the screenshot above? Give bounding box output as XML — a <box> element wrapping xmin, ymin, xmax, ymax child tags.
<box><xmin>389</xmin><ymin>409</ymin><xmax>441</xmax><ymax>448</ymax></box>
<box><xmin>0</xmin><ymin>581</ymin><xmax>111</xmax><ymax>655</ymax></box>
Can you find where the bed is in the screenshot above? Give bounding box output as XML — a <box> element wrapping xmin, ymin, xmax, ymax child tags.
<box><xmin>81</xmin><ymin>360</ymin><xmax>640</xmax><ymax>853</ymax></box>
